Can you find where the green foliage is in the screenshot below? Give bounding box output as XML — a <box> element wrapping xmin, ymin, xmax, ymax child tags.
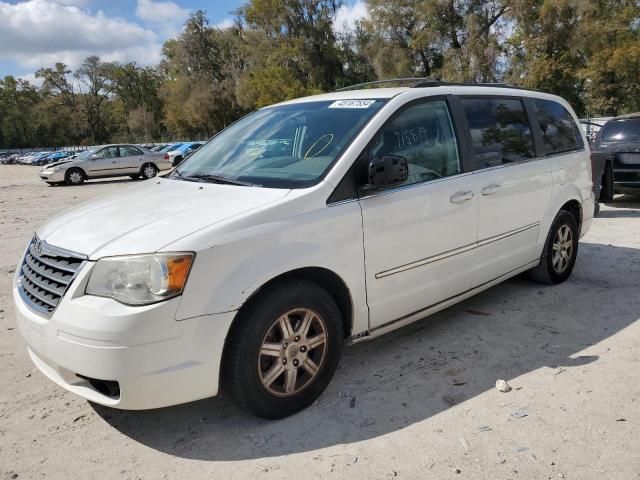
<box><xmin>1</xmin><ymin>0</ymin><xmax>639</xmax><ymax>148</ymax></box>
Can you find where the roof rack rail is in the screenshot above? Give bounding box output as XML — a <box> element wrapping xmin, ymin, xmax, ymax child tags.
<box><xmin>334</xmin><ymin>78</ymin><xmax>439</xmax><ymax>91</ymax></box>
<box><xmin>335</xmin><ymin>78</ymin><xmax>519</xmax><ymax>92</ymax></box>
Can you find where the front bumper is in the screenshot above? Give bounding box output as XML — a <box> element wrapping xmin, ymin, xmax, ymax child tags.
<box><xmin>39</xmin><ymin>169</ymin><xmax>65</xmax><ymax>182</ymax></box>
<box><xmin>13</xmin><ymin>263</ymin><xmax>235</xmax><ymax>410</ymax></box>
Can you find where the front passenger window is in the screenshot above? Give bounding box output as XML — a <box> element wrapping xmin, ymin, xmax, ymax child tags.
<box><xmin>368</xmin><ymin>100</ymin><xmax>460</xmax><ymax>186</ymax></box>
<box><xmin>94</xmin><ymin>147</ymin><xmax>118</xmax><ymax>159</ymax></box>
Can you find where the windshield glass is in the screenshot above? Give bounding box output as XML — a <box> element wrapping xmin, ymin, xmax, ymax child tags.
<box><xmin>174</xmin><ymin>99</ymin><xmax>386</xmax><ymax>188</ymax></box>
<box><xmin>601</xmin><ymin>118</ymin><xmax>640</xmax><ymax>142</ymax></box>
<box><xmin>75</xmin><ymin>149</ymin><xmax>96</xmax><ymax>161</ymax></box>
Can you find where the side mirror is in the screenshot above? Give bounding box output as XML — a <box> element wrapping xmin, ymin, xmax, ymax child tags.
<box><xmin>91</xmin><ymin>154</ymin><xmax>99</xmax><ymax>160</ymax></box>
<box><xmin>363</xmin><ymin>155</ymin><xmax>408</xmax><ymax>190</ymax></box>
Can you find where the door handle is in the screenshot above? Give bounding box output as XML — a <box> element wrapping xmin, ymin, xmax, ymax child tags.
<box><xmin>112</xmin><ymin>161</ymin><xmax>117</xmax><ymax>164</ymax></box>
<box><xmin>481</xmin><ymin>184</ymin><xmax>502</xmax><ymax>196</ymax></box>
<box><xmin>450</xmin><ymin>191</ymin><xmax>474</xmax><ymax>203</ymax></box>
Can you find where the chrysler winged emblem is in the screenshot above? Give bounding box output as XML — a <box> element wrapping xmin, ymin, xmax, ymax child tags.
<box><xmin>34</xmin><ymin>239</ymin><xmax>44</xmax><ymax>257</ymax></box>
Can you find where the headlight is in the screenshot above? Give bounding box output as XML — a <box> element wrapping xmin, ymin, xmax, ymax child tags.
<box><xmin>86</xmin><ymin>253</ymin><xmax>194</xmax><ymax>306</ymax></box>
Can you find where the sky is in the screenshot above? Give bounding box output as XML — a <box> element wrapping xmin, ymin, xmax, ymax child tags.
<box><xmin>0</xmin><ymin>0</ymin><xmax>367</xmax><ymax>85</ymax></box>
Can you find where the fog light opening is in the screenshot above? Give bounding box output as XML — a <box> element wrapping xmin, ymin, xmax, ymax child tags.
<box><xmin>76</xmin><ymin>374</ymin><xmax>120</xmax><ymax>398</ymax></box>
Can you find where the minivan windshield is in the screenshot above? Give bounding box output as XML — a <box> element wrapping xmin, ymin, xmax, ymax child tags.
<box><xmin>600</xmin><ymin>118</ymin><xmax>640</xmax><ymax>143</ymax></box>
<box><xmin>173</xmin><ymin>99</ymin><xmax>386</xmax><ymax>188</ymax></box>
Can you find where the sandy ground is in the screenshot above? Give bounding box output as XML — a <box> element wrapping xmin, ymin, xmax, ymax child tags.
<box><xmin>0</xmin><ymin>165</ymin><xmax>639</xmax><ymax>480</ymax></box>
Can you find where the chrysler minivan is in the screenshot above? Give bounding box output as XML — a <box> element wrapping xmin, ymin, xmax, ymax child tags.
<box><xmin>13</xmin><ymin>80</ymin><xmax>593</xmax><ymax>418</ymax></box>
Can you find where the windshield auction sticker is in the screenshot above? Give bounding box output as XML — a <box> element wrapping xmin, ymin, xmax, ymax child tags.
<box><xmin>328</xmin><ymin>99</ymin><xmax>376</xmax><ymax>109</ymax></box>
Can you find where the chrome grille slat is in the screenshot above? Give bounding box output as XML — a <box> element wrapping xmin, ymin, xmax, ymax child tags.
<box><xmin>28</xmin><ymin>243</ymin><xmax>81</xmax><ymax>273</ymax></box>
<box><xmin>21</xmin><ymin>265</ymin><xmax>66</xmax><ymax>296</ymax></box>
<box><xmin>18</xmin><ymin>236</ymin><xmax>85</xmax><ymax>317</ymax></box>
<box><xmin>20</xmin><ymin>277</ymin><xmax>59</xmax><ymax>308</ymax></box>
<box><xmin>25</xmin><ymin>253</ymin><xmax>73</xmax><ymax>285</ymax></box>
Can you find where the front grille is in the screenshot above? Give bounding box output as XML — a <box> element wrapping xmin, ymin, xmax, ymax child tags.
<box><xmin>18</xmin><ymin>237</ymin><xmax>85</xmax><ymax>317</ymax></box>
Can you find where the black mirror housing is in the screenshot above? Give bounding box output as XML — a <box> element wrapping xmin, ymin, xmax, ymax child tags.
<box><xmin>364</xmin><ymin>155</ymin><xmax>408</xmax><ymax>190</ymax></box>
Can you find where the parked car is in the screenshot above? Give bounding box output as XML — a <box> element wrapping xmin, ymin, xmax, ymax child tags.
<box><xmin>13</xmin><ymin>81</ymin><xmax>593</xmax><ymax>418</ymax></box>
<box><xmin>592</xmin><ymin>113</ymin><xmax>640</xmax><ymax>200</ymax></box>
<box><xmin>166</xmin><ymin>142</ymin><xmax>203</xmax><ymax>166</ymax></box>
<box><xmin>38</xmin><ymin>144</ymin><xmax>172</xmax><ymax>185</ymax></box>
<box><xmin>159</xmin><ymin>143</ymin><xmax>183</xmax><ymax>153</ymax></box>
<box><xmin>17</xmin><ymin>152</ymin><xmax>37</xmax><ymax>164</ymax></box>
<box><xmin>40</xmin><ymin>151</ymin><xmax>73</xmax><ymax>165</ymax></box>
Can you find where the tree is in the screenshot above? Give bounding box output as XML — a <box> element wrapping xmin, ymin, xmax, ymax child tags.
<box><xmin>74</xmin><ymin>56</ymin><xmax>119</xmax><ymax>144</ymax></box>
<box><xmin>0</xmin><ymin>76</ymin><xmax>40</xmax><ymax>148</ymax></box>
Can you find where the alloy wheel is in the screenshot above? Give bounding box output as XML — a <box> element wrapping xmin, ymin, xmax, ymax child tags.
<box><xmin>552</xmin><ymin>224</ymin><xmax>573</xmax><ymax>274</ymax></box>
<box><xmin>257</xmin><ymin>308</ymin><xmax>328</xmax><ymax>397</ymax></box>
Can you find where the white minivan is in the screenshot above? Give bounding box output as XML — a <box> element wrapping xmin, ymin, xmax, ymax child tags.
<box><xmin>13</xmin><ymin>81</ymin><xmax>593</xmax><ymax>418</ymax></box>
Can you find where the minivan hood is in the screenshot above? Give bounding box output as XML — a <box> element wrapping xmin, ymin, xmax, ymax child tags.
<box><xmin>38</xmin><ymin>178</ymin><xmax>290</xmax><ymax>258</ymax></box>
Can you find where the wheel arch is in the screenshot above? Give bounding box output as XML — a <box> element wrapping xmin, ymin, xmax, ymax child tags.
<box><xmin>559</xmin><ymin>199</ymin><xmax>582</xmax><ymax>233</ymax></box>
<box><xmin>234</xmin><ymin>267</ymin><xmax>354</xmax><ymax>339</ymax></box>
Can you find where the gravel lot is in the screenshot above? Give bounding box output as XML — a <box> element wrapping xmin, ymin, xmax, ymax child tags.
<box><xmin>1</xmin><ymin>165</ymin><xmax>639</xmax><ymax>480</ymax></box>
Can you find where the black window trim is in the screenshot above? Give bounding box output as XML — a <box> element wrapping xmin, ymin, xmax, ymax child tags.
<box><xmin>327</xmin><ymin>94</ymin><xmax>473</xmax><ymax>204</ymax></box>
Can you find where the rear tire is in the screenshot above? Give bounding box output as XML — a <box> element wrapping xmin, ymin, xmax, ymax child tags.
<box><xmin>65</xmin><ymin>168</ymin><xmax>85</xmax><ymax>186</ymax></box>
<box><xmin>528</xmin><ymin>210</ymin><xmax>579</xmax><ymax>285</ymax></box>
<box><xmin>600</xmin><ymin>162</ymin><xmax>614</xmax><ymax>202</ymax></box>
<box><xmin>223</xmin><ymin>279</ymin><xmax>343</xmax><ymax>419</ymax></box>
<box><xmin>140</xmin><ymin>163</ymin><xmax>158</xmax><ymax>180</ymax></box>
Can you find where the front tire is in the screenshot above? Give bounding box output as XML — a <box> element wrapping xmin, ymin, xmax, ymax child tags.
<box><xmin>528</xmin><ymin>210</ymin><xmax>579</xmax><ymax>284</ymax></box>
<box><xmin>223</xmin><ymin>279</ymin><xmax>343</xmax><ymax>419</ymax></box>
<box><xmin>65</xmin><ymin>168</ymin><xmax>85</xmax><ymax>186</ymax></box>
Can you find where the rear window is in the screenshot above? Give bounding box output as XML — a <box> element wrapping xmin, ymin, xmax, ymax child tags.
<box><xmin>461</xmin><ymin>97</ymin><xmax>535</xmax><ymax>168</ymax></box>
<box><xmin>600</xmin><ymin>118</ymin><xmax>640</xmax><ymax>143</ymax></box>
<box><xmin>533</xmin><ymin>99</ymin><xmax>583</xmax><ymax>154</ymax></box>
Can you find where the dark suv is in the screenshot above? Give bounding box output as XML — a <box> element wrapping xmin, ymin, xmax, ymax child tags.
<box><xmin>593</xmin><ymin>113</ymin><xmax>640</xmax><ymax>200</ymax></box>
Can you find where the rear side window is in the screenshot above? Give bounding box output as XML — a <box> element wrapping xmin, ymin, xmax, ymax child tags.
<box><xmin>600</xmin><ymin>118</ymin><xmax>640</xmax><ymax>142</ymax></box>
<box><xmin>119</xmin><ymin>145</ymin><xmax>143</xmax><ymax>156</ymax></box>
<box><xmin>533</xmin><ymin>99</ymin><xmax>583</xmax><ymax>154</ymax></box>
<box><xmin>461</xmin><ymin>98</ymin><xmax>535</xmax><ymax>168</ymax></box>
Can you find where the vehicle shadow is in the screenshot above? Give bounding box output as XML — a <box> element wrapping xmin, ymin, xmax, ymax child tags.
<box><xmin>92</xmin><ymin>241</ymin><xmax>640</xmax><ymax>461</ymax></box>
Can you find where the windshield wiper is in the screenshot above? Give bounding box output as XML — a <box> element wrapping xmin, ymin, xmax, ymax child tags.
<box><xmin>173</xmin><ymin>171</ymin><xmax>255</xmax><ymax>186</ymax></box>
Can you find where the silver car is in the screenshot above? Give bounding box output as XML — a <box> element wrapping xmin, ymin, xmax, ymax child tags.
<box><xmin>39</xmin><ymin>144</ymin><xmax>172</xmax><ymax>186</ymax></box>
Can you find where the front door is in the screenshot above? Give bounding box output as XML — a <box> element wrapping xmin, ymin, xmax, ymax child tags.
<box><xmin>86</xmin><ymin>146</ymin><xmax>121</xmax><ymax>176</ymax></box>
<box><xmin>359</xmin><ymin>98</ymin><xmax>478</xmax><ymax>329</ymax></box>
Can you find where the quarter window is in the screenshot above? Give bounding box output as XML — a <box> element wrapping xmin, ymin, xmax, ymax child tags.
<box><xmin>461</xmin><ymin>98</ymin><xmax>535</xmax><ymax>168</ymax></box>
<box><xmin>533</xmin><ymin>99</ymin><xmax>583</xmax><ymax>154</ymax></box>
<box><xmin>367</xmin><ymin>100</ymin><xmax>460</xmax><ymax>186</ymax></box>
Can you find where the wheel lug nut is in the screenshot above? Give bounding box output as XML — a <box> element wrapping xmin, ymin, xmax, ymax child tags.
<box><xmin>300</xmin><ymin>346</ymin><xmax>307</xmax><ymax>352</ymax></box>
<box><xmin>283</xmin><ymin>343</ymin><xmax>288</xmax><ymax>349</ymax></box>
<box><xmin>293</xmin><ymin>359</ymin><xmax>299</xmax><ymax>367</ymax></box>
<box><xmin>282</xmin><ymin>358</ymin><xmax>287</xmax><ymax>365</ymax></box>
<box><xmin>294</xmin><ymin>336</ymin><xmax>300</xmax><ymax>342</ymax></box>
